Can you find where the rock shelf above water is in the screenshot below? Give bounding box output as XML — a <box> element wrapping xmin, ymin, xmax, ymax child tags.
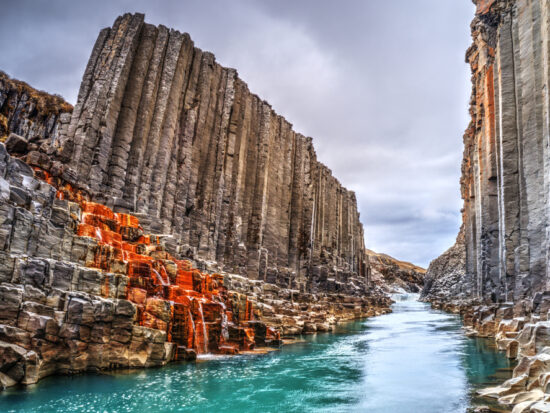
<box><xmin>0</xmin><ymin>141</ymin><xmax>392</xmax><ymax>389</ymax></box>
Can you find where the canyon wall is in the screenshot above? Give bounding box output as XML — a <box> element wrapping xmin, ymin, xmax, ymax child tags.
<box><xmin>41</xmin><ymin>13</ymin><xmax>370</xmax><ymax>295</ymax></box>
<box><xmin>0</xmin><ymin>14</ymin><xmax>396</xmax><ymax>388</ymax></box>
<box><xmin>425</xmin><ymin>0</ymin><xmax>550</xmax><ymax>303</ymax></box>
<box><xmin>422</xmin><ymin>2</ymin><xmax>550</xmax><ymax>410</ymax></box>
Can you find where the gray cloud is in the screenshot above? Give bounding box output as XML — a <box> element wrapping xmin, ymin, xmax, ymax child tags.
<box><xmin>0</xmin><ymin>0</ymin><xmax>475</xmax><ymax>267</ymax></box>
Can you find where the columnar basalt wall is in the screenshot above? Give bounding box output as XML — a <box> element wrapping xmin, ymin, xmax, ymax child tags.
<box><xmin>44</xmin><ymin>13</ymin><xmax>369</xmax><ymax>294</ymax></box>
<box><xmin>422</xmin><ymin>2</ymin><xmax>550</xmax><ymax>410</ymax></box>
<box><xmin>426</xmin><ymin>0</ymin><xmax>550</xmax><ymax>303</ymax></box>
<box><xmin>0</xmin><ymin>13</ymin><xmax>397</xmax><ymax>389</ymax></box>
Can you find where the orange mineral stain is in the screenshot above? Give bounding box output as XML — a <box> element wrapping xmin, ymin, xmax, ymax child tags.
<box><xmin>31</xmin><ymin>166</ymin><xmax>278</xmax><ymax>356</ymax></box>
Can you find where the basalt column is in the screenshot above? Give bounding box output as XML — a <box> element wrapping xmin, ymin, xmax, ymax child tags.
<box><xmin>429</xmin><ymin>0</ymin><xmax>550</xmax><ymax>302</ymax></box>
<box><xmin>53</xmin><ymin>13</ymin><xmax>370</xmax><ymax>293</ymax></box>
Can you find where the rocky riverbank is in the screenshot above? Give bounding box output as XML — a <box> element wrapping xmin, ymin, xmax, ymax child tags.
<box><xmin>422</xmin><ymin>229</ymin><xmax>550</xmax><ymax>411</ymax></box>
<box><xmin>423</xmin><ymin>297</ymin><xmax>550</xmax><ymax>412</ymax></box>
<box><xmin>421</xmin><ymin>229</ymin><xmax>550</xmax><ymax>411</ymax></box>
<box><xmin>0</xmin><ymin>141</ymin><xmax>392</xmax><ymax>389</ymax></box>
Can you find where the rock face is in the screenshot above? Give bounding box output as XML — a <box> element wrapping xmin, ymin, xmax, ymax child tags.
<box><xmin>40</xmin><ymin>13</ymin><xmax>370</xmax><ymax>295</ymax></box>
<box><xmin>420</xmin><ymin>226</ymin><xmax>466</xmax><ymax>300</ymax></box>
<box><xmin>430</xmin><ymin>0</ymin><xmax>550</xmax><ymax>303</ymax></box>
<box><xmin>426</xmin><ymin>2</ymin><xmax>550</xmax><ymax>411</ymax></box>
<box><xmin>0</xmin><ymin>14</ymin><xmax>393</xmax><ymax>388</ymax></box>
<box><xmin>366</xmin><ymin>249</ymin><xmax>425</xmax><ymax>293</ymax></box>
<box><xmin>0</xmin><ymin>71</ymin><xmax>72</xmax><ymax>146</ymax></box>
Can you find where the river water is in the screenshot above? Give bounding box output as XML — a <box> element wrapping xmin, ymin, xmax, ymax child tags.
<box><xmin>0</xmin><ymin>294</ymin><xmax>514</xmax><ymax>413</ymax></box>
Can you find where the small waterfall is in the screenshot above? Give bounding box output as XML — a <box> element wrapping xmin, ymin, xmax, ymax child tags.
<box><xmin>94</xmin><ymin>226</ymin><xmax>103</xmax><ymax>242</ymax></box>
<box><xmin>198</xmin><ymin>301</ymin><xmax>208</xmax><ymax>354</ymax></box>
<box><xmin>188</xmin><ymin>308</ymin><xmax>196</xmax><ymax>349</ymax></box>
<box><xmin>391</xmin><ymin>292</ymin><xmax>420</xmax><ymax>302</ymax></box>
<box><xmin>219</xmin><ymin>302</ymin><xmax>229</xmax><ymax>341</ymax></box>
<box><xmin>152</xmin><ymin>268</ymin><xmax>168</xmax><ymax>286</ymax></box>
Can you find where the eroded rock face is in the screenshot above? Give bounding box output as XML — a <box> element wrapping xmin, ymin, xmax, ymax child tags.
<box><xmin>366</xmin><ymin>249</ymin><xmax>425</xmax><ymax>293</ymax></box>
<box><xmin>420</xmin><ymin>226</ymin><xmax>467</xmax><ymax>301</ymax></box>
<box><xmin>0</xmin><ymin>13</ymin><xmax>394</xmax><ymax>388</ymax></box>
<box><xmin>0</xmin><ymin>71</ymin><xmax>72</xmax><ymax>146</ymax></box>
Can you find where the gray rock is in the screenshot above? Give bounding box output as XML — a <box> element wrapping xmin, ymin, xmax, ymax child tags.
<box><xmin>5</xmin><ymin>134</ymin><xmax>28</xmax><ymax>154</ymax></box>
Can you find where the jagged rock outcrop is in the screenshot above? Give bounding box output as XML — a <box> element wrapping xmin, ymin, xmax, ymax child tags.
<box><xmin>0</xmin><ymin>13</ymin><xmax>394</xmax><ymax>388</ymax></box>
<box><xmin>366</xmin><ymin>249</ymin><xmax>425</xmax><ymax>293</ymax></box>
<box><xmin>420</xmin><ymin>226</ymin><xmax>467</xmax><ymax>300</ymax></box>
<box><xmin>0</xmin><ymin>71</ymin><xmax>72</xmax><ymax>147</ymax></box>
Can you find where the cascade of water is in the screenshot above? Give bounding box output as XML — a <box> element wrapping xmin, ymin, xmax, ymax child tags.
<box><xmin>221</xmin><ymin>311</ymin><xmax>229</xmax><ymax>341</ymax></box>
<box><xmin>152</xmin><ymin>268</ymin><xmax>168</xmax><ymax>286</ymax></box>
<box><xmin>159</xmin><ymin>265</ymin><xmax>169</xmax><ymax>284</ymax></box>
<box><xmin>95</xmin><ymin>226</ymin><xmax>103</xmax><ymax>242</ymax></box>
<box><xmin>188</xmin><ymin>308</ymin><xmax>196</xmax><ymax>349</ymax></box>
<box><xmin>198</xmin><ymin>301</ymin><xmax>209</xmax><ymax>353</ymax></box>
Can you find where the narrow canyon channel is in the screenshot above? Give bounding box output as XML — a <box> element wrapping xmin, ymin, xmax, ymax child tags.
<box><xmin>0</xmin><ymin>295</ymin><xmax>514</xmax><ymax>413</ymax></box>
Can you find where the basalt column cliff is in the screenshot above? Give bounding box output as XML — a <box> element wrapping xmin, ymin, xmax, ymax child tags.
<box><xmin>423</xmin><ymin>0</ymin><xmax>550</xmax><ymax>303</ymax></box>
<box><xmin>0</xmin><ymin>14</ymin><xmax>391</xmax><ymax>388</ymax></box>
<box><xmin>422</xmin><ymin>1</ymin><xmax>550</xmax><ymax>410</ymax></box>
<box><xmin>54</xmin><ymin>13</ymin><xmax>369</xmax><ymax>293</ymax></box>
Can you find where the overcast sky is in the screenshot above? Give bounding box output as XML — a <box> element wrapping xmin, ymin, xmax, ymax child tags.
<box><xmin>1</xmin><ymin>0</ymin><xmax>475</xmax><ymax>267</ymax></box>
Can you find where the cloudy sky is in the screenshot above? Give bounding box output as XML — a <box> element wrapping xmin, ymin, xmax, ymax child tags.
<box><xmin>1</xmin><ymin>0</ymin><xmax>475</xmax><ymax>267</ymax></box>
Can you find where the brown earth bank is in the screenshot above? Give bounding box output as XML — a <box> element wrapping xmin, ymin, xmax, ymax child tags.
<box><xmin>366</xmin><ymin>249</ymin><xmax>425</xmax><ymax>293</ymax></box>
<box><xmin>0</xmin><ymin>14</ymin><xmax>423</xmax><ymax>389</ymax></box>
<box><xmin>423</xmin><ymin>1</ymin><xmax>550</xmax><ymax>411</ymax></box>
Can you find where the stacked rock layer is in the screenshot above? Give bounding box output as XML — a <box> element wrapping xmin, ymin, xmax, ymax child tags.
<box><xmin>0</xmin><ymin>142</ymin><xmax>281</xmax><ymax>387</ymax></box>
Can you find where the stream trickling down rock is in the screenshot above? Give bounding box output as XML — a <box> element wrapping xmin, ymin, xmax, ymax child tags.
<box><xmin>0</xmin><ymin>295</ymin><xmax>514</xmax><ymax>413</ymax></box>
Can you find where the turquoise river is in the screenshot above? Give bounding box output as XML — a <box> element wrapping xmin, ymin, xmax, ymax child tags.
<box><xmin>0</xmin><ymin>294</ymin><xmax>514</xmax><ymax>413</ymax></box>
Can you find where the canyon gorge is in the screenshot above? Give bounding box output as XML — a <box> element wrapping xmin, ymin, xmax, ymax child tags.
<box><xmin>6</xmin><ymin>1</ymin><xmax>550</xmax><ymax>412</ymax></box>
